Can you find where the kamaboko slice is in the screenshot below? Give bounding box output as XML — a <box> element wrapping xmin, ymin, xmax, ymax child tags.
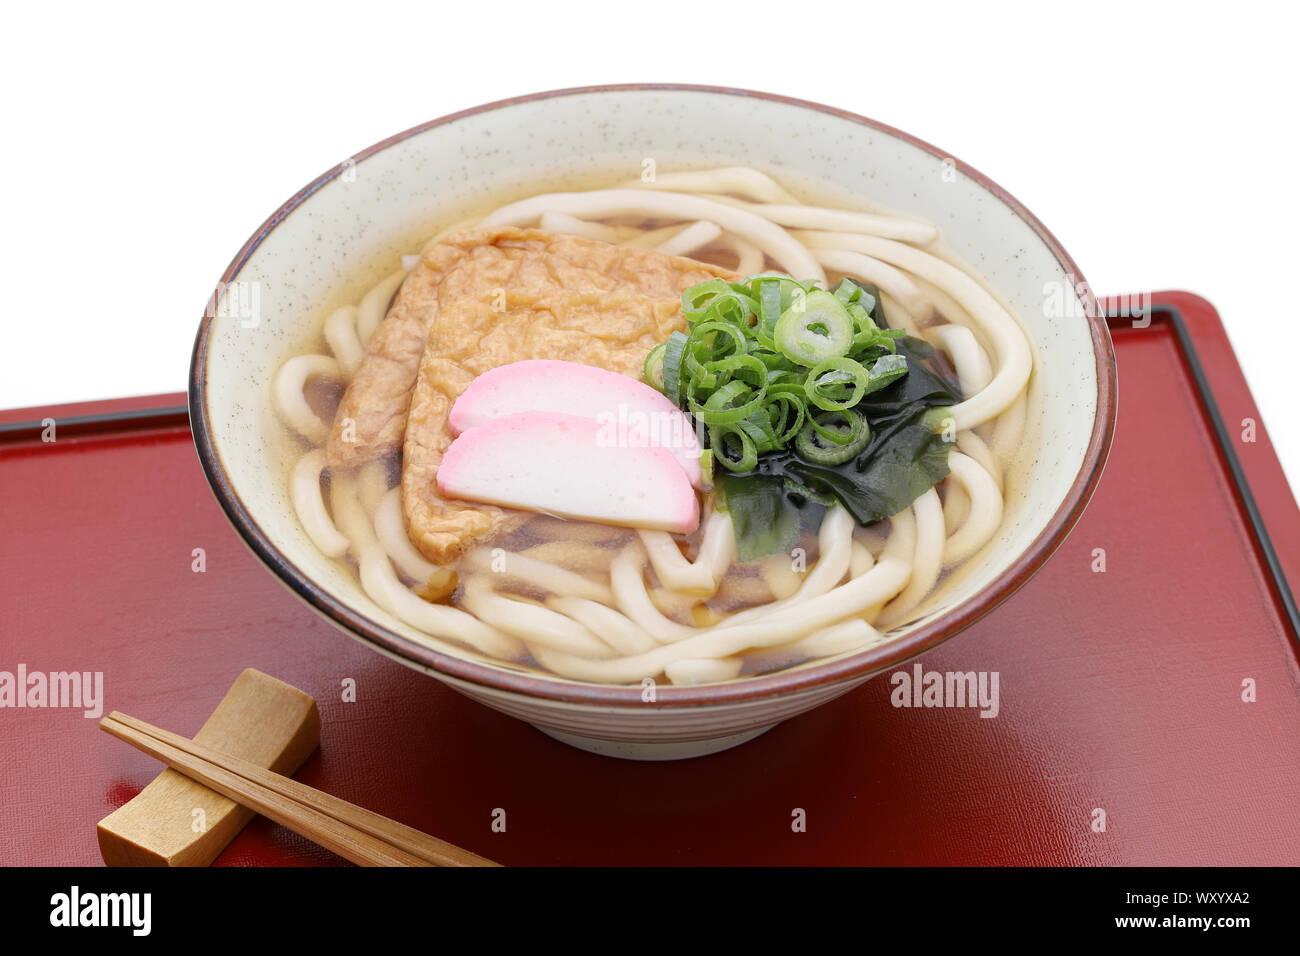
<box><xmin>437</xmin><ymin>411</ymin><xmax>699</xmax><ymax>534</ymax></box>
<box><xmin>448</xmin><ymin>359</ymin><xmax>702</xmax><ymax>488</ymax></box>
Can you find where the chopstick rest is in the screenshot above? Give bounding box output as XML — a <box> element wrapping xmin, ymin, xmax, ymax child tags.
<box><xmin>101</xmin><ymin>712</ymin><xmax>497</xmax><ymax>866</ymax></box>
<box><xmin>97</xmin><ymin>668</ymin><xmax>320</xmax><ymax>866</ymax></box>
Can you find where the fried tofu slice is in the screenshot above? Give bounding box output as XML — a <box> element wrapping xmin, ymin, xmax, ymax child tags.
<box><xmin>389</xmin><ymin>228</ymin><xmax>735</xmax><ymax>564</ymax></box>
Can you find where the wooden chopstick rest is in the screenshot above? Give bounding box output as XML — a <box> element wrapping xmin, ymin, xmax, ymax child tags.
<box><xmin>97</xmin><ymin>668</ymin><xmax>319</xmax><ymax>867</ymax></box>
<box><xmin>105</xmin><ymin>711</ymin><xmax>498</xmax><ymax>866</ymax></box>
<box><xmin>101</xmin><ymin>713</ymin><xmax>432</xmax><ymax>867</ymax></box>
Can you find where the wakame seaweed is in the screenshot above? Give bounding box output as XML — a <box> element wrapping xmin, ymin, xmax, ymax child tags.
<box><xmin>715</xmin><ymin>286</ymin><xmax>963</xmax><ymax>557</ymax></box>
<box><xmin>771</xmin><ymin>404</ymin><xmax>955</xmax><ymax>527</ymax></box>
<box><xmin>716</xmin><ymin>472</ymin><xmax>826</xmax><ymax>563</ymax></box>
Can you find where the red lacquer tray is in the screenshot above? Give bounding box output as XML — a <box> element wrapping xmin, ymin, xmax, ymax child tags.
<box><xmin>2</xmin><ymin>291</ymin><xmax>1297</xmax><ymax>866</ymax></box>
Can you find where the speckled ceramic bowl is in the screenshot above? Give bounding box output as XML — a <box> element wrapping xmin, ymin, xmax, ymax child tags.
<box><xmin>190</xmin><ymin>85</ymin><xmax>1116</xmax><ymax>760</ymax></box>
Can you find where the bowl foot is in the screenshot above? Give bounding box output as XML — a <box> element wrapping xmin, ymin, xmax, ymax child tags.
<box><xmin>532</xmin><ymin>723</ymin><xmax>777</xmax><ymax>760</ymax></box>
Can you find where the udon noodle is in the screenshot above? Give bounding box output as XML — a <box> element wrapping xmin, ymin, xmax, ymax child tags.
<box><xmin>273</xmin><ymin>165</ymin><xmax>1032</xmax><ymax>686</ymax></box>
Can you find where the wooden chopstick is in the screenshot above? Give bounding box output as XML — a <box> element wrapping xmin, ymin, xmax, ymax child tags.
<box><xmin>100</xmin><ymin>711</ymin><xmax>499</xmax><ymax>867</ymax></box>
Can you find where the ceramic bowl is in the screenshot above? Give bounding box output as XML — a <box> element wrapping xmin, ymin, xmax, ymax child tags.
<box><xmin>190</xmin><ymin>84</ymin><xmax>1116</xmax><ymax>760</ymax></box>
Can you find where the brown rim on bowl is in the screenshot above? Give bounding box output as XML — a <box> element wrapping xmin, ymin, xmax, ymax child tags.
<box><xmin>189</xmin><ymin>83</ymin><xmax>1118</xmax><ymax>707</ymax></box>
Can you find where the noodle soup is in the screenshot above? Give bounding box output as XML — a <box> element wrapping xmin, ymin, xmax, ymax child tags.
<box><xmin>272</xmin><ymin>164</ymin><xmax>1032</xmax><ymax>687</ymax></box>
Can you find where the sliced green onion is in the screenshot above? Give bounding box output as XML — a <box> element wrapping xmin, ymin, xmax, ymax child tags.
<box><xmin>703</xmin><ymin>352</ymin><xmax>767</xmax><ymax>389</ymax></box>
<box><xmin>652</xmin><ymin>275</ymin><xmax>924</xmax><ymax>475</ymax></box>
<box><xmin>922</xmin><ymin>405</ymin><xmax>958</xmax><ymax>435</ymax></box>
<box><xmin>859</xmin><ymin>288</ymin><xmax>878</xmax><ymax>316</ymax></box>
<box><xmin>734</xmin><ymin>408</ymin><xmax>780</xmax><ymax>453</ymax></box>
<box><xmin>806</xmin><ymin>407</ymin><xmax>855</xmax><ymax>445</ymax></box>
<box><xmin>710</xmin><ymin>423</ymin><xmax>758</xmax><ymax>472</ymax></box>
<box><xmin>661</xmin><ymin>330</ymin><xmax>688</xmax><ymax>403</ymax></box>
<box><xmin>773</xmin><ymin>291</ymin><xmax>854</xmax><ymax>366</ymax></box>
<box><xmin>689</xmin><ymin>378</ymin><xmax>767</xmax><ymax>426</ymax></box>
<box><xmin>795</xmin><ymin>409</ymin><xmax>871</xmax><ymax>464</ymax></box>
<box><xmin>805</xmin><ymin>356</ymin><xmax>869</xmax><ymax>411</ymax></box>
<box><xmin>684</xmin><ymin>320</ymin><xmax>748</xmax><ymax>386</ymax></box>
<box><xmin>699</xmin><ymin>448</ymin><xmax>715</xmax><ymax>485</ymax></box>
<box><xmin>757</xmin><ymin>279</ymin><xmax>783</xmax><ymax>331</ymax></box>
<box><xmin>832</xmin><ymin>277</ymin><xmax>862</xmax><ymax>305</ymax></box>
<box><xmin>756</xmin><ymin>351</ymin><xmax>796</xmax><ymax>374</ymax></box>
<box><xmin>642</xmin><ymin>342</ymin><xmax>667</xmax><ymax>394</ymax></box>
<box><xmin>699</xmin><ymin>288</ymin><xmax>758</xmax><ymax>329</ymax></box>
<box><xmin>766</xmin><ymin>390</ymin><xmax>807</xmax><ymax>445</ymax></box>
<box><xmin>681</xmin><ymin>280</ymin><xmax>734</xmax><ymax>321</ymax></box>
<box><xmin>861</xmin><ymin>353</ymin><xmax>910</xmax><ymax>395</ymax></box>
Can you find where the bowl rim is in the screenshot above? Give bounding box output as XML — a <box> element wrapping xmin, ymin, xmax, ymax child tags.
<box><xmin>189</xmin><ymin>82</ymin><xmax>1118</xmax><ymax>707</ymax></box>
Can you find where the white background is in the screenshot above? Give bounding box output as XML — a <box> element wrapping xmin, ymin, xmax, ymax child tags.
<box><xmin>3</xmin><ymin>2</ymin><xmax>1296</xmax><ymax>492</ymax></box>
